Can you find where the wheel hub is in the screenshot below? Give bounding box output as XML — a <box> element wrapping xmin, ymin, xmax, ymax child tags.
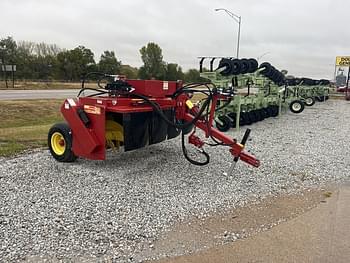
<box><xmin>292</xmin><ymin>103</ymin><xmax>301</xmax><ymax>111</ymax></box>
<box><xmin>51</xmin><ymin>132</ymin><xmax>66</xmax><ymax>155</ymax></box>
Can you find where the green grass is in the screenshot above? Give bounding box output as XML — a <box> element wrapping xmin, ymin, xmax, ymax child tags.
<box><xmin>0</xmin><ymin>100</ymin><xmax>63</xmax><ymax>157</ymax></box>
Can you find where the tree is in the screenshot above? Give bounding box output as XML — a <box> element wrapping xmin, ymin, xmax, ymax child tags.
<box><xmin>138</xmin><ymin>42</ymin><xmax>165</xmax><ymax>80</ymax></box>
<box><xmin>0</xmin><ymin>36</ymin><xmax>17</xmax><ymax>64</ymax></box>
<box><xmin>165</xmin><ymin>63</ymin><xmax>184</xmax><ymax>81</ymax></box>
<box><xmin>120</xmin><ymin>64</ymin><xmax>138</xmax><ymax>79</ymax></box>
<box><xmin>56</xmin><ymin>46</ymin><xmax>95</xmax><ymax>81</ymax></box>
<box><xmin>184</xmin><ymin>68</ymin><xmax>207</xmax><ymax>83</ymax></box>
<box><xmin>13</xmin><ymin>41</ymin><xmax>62</xmax><ymax>80</ymax></box>
<box><xmin>98</xmin><ymin>50</ymin><xmax>121</xmax><ymax>74</ymax></box>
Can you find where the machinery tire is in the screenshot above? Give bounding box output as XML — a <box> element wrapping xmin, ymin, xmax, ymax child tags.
<box><xmin>247</xmin><ymin>111</ymin><xmax>257</xmax><ymax>124</ymax></box>
<box><xmin>241</xmin><ymin>112</ymin><xmax>252</xmax><ymax>125</ymax></box>
<box><xmin>315</xmin><ymin>96</ymin><xmax>325</xmax><ymax>102</ymax></box>
<box><xmin>248</xmin><ymin>58</ymin><xmax>258</xmax><ymax>73</ymax></box>
<box><xmin>227</xmin><ymin>112</ymin><xmax>237</xmax><ymax>128</ymax></box>
<box><xmin>215</xmin><ymin>116</ymin><xmax>231</xmax><ymax>132</ymax></box>
<box><xmin>304</xmin><ymin>97</ymin><xmax>315</xmax><ymax>106</ymax></box>
<box><xmin>266</xmin><ymin>67</ymin><xmax>276</xmax><ymax>79</ymax></box>
<box><xmin>320</xmin><ymin>79</ymin><xmax>330</xmax><ymax>85</ymax></box>
<box><xmin>268</xmin><ymin>69</ymin><xmax>277</xmax><ymax>81</ymax></box>
<box><xmin>270</xmin><ymin>105</ymin><xmax>279</xmax><ymax>117</ymax></box>
<box><xmin>218</xmin><ymin>58</ymin><xmax>232</xmax><ymax>76</ymax></box>
<box><xmin>289</xmin><ymin>100</ymin><xmax>305</xmax><ymax>114</ymax></box>
<box><xmin>259</xmin><ymin>108</ymin><xmax>268</xmax><ymax>119</ymax></box>
<box><xmin>325</xmin><ymin>96</ymin><xmax>329</xmax><ymax>100</ymax></box>
<box><xmin>262</xmin><ymin>107</ymin><xmax>270</xmax><ymax>118</ymax></box>
<box><xmin>230</xmin><ymin>59</ymin><xmax>242</xmax><ymax>75</ymax></box>
<box><xmin>48</xmin><ymin>122</ymin><xmax>77</xmax><ymax>162</ymax></box>
<box><xmin>239</xmin><ymin>59</ymin><xmax>250</xmax><ymax>74</ymax></box>
<box><xmin>259</xmin><ymin>62</ymin><xmax>273</xmax><ymax>76</ymax></box>
<box><xmin>255</xmin><ymin>109</ymin><xmax>264</xmax><ymax>121</ymax></box>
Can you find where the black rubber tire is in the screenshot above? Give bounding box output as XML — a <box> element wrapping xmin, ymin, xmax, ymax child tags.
<box><xmin>48</xmin><ymin>122</ymin><xmax>77</xmax><ymax>162</ymax></box>
<box><xmin>215</xmin><ymin>115</ymin><xmax>231</xmax><ymax>132</ymax></box>
<box><xmin>267</xmin><ymin>106</ymin><xmax>274</xmax><ymax>117</ymax></box>
<box><xmin>239</xmin><ymin>59</ymin><xmax>250</xmax><ymax>74</ymax></box>
<box><xmin>320</xmin><ymin>79</ymin><xmax>330</xmax><ymax>85</ymax></box>
<box><xmin>270</xmin><ymin>69</ymin><xmax>279</xmax><ymax>83</ymax></box>
<box><xmin>247</xmin><ymin>111</ymin><xmax>257</xmax><ymax>124</ymax></box>
<box><xmin>304</xmin><ymin>97</ymin><xmax>316</xmax><ymax>106</ymax></box>
<box><xmin>241</xmin><ymin>112</ymin><xmax>252</xmax><ymax>125</ymax></box>
<box><xmin>227</xmin><ymin>112</ymin><xmax>237</xmax><ymax>128</ymax></box>
<box><xmin>289</xmin><ymin>100</ymin><xmax>305</xmax><ymax>114</ymax></box>
<box><xmin>247</xmin><ymin>58</ymin><xmax>258</xmax><ymax>73</ymax></box>
<box><xmin>250</xmin><ymin>110</ymin><xmax>261</xmax><ymax>122</ymax></box>
<box><xmin>325</xmin><ymin>96</ymin><xmax>329</xmax><ymax>100</ymax></box>
<box><xmin>230</xmin><ymin>59</ymin><xmax>242</xmax><ymax>75</ymax></box>
<box><xmin>259</xmin><ymin>62</ymin><xmax>273</xmax><ymax>76</ymax></box>
<box><xmin>218</xmin><ymin>58</ymin><xmax>233</xmax><ymax>76</ymax></box>
<box><xmin>315</xmin><ymin>96</ymin><xmax>325</xmax><ymax>102</ymax></box>
<box><xmin>270</xmin><ymin>105</ymin><xmax>279</xmax><ymax>117</ymax></box>
<box><xmin>266</xmin><ymin>67</ymin><xmax>277</xmax><ymax>79</ymax></box>
<box><xmin>262</xmin><ymin>107</ymin><xmax>270</xmax><ymax>118</ymax></box>
<box><xmin>259</xmin><ymin>108</ymin><xmax>268</xmax><ymax>119</ymax></box>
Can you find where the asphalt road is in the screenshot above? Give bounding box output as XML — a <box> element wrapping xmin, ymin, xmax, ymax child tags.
<box><xmin>0</xmin><ymin>89</ymin><xmax>80</xmax><ymax>100</ymax></box>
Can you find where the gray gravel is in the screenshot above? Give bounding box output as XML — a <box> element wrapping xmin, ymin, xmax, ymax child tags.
<box><xmin>1</xmin><ymin>100</ymin><xmax>350</xmax><ymax>262</ymax></box>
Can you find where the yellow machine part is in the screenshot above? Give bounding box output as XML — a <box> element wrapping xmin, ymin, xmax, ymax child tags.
<box><xmin>51</xmin><ymin>132</ymin><xmax>66</xmax><ymax>155</ymax></box>
<box><xmin>105</xmin><ymin>120</ymin><xmax>124</xmax><ymax>150</ymax></box>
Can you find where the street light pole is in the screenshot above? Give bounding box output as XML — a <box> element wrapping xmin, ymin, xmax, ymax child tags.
<box><xmin>215</xmin><ymin>8</ymin><xmax>241</xmax><ymax>58</ymax></box>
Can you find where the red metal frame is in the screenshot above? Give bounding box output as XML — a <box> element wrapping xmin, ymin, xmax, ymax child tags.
<box><xmin>60</xmin><ymin>79</ymin><xmax>260</xmax><ymax>168</ymax></box>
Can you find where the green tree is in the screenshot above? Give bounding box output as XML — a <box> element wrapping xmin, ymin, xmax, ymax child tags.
<box><xmin>138</xmin><ymin>42</ymin><xmax>165</xmax><ymax>80</ymax></box>
<box><xmin>0</xmin><ymin>36</ymin><xmax>17</xmax><ymax>64</ymax></box>
<box><xmin>98</xmin><ymin>50</ymin><xmax>121</xmax><ymax>74</ymax></box>
<box><xmin>120</xmin><ymin>64</ymin><xmax>138</xmax><ymax>79</ymax></box>
<box><xmin>165</xmin><ymin>63</ymin><xmax>184</xmax><ymax>81</ymax></box>
<box><xmin>184</xmin><ymin>68</ymin><xmax>207</xmax><ymax>83</ymax></box>
<box><xmin>14</xmin><ymin>40</ymin><xmax>61</xmax><ymax>80</ymax></box>
<box><xmin>56</xmin><ymin>46</ymin><xmax>95</xmax><ymax>81</ymax></box>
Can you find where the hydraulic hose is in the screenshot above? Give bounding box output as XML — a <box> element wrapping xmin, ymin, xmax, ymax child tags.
<box><xmin>181</xmin><ymin>131</ymin><xmax>210</xmax><ymax>166</ymax></box>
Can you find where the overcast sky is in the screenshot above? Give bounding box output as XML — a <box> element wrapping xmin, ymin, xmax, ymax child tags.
<box><xmin>1</xmin><ymin>0</ymin><xmax>349</xmax><ymax>79</ymax></box>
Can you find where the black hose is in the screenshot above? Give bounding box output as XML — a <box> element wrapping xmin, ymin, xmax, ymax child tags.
<box><xmin>78</xmin><ymin>87</ymin><xmax>108</xmax><ymax>97</ymax></box>
<box><xmin>181</xmin><ymin>131</ymin><xmax>210</xmax><ymax>166</ymax></box>
<box><xmin>130</xmin><ymin>92</ymin><xmax>212</xmax><ymax>129</ymax></box>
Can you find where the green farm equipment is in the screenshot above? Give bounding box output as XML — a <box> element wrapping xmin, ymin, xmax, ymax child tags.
<box><xmin>199</xmin><ymin>58</ymin><xmax>305</xmax><ymax>132</ymax></box>
<box><xmin>286</xmin><ymin>78</ymin><xmax>330</xmax><ymax>106</ymax></box>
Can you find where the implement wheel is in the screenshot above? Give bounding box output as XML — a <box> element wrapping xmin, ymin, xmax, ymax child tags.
<box><xmin>304</xmin><ymin>97</ymin><xmax>315</xmax><ymax>106</ymax></box>
<box><xmin>48</xmin><ymin>123</ymin><xmax>77</xmax><ymax>162</ymax></box>
<box><xmin>289</xmin><ymin>100</ymin><xmax>305</xmax><ymax>114</ymax></box>
<box><xmin>215</xmin><ymin>116</ymin><xmax>231</xmax><ymax>132</ymax></box>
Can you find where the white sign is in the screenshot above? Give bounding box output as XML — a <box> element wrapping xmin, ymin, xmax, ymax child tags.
<box><xmin>1</xmin><ymin>65</ymin><xmax>16</xmax><ymax>72</ymax></box>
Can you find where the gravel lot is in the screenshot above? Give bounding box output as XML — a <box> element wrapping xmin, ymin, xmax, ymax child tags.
<box><xmin>0</xmin><ymin>99</ymin><xmax>349</xmax><ymax>262</ymax></box>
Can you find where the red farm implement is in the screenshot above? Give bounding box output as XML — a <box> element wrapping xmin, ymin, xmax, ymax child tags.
<box><xmin>48</xmin><ymin>73</ymin><xmax>260</xmax><ymax>173</ymax></box>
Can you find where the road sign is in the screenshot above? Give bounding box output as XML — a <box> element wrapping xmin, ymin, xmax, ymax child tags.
<box><xmin>336</xmin><ymin>56</ymin><xmax>350</xmax><ymax>66</ymax></box>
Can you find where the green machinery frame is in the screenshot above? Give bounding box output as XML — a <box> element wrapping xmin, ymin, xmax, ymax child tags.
<box><xmin>199</xmin><ymin>59</ymin><xmax>305</xmax><ymax>131</ymax></box>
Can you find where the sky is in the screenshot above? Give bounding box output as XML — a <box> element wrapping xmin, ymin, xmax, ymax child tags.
<box><xmin>1</xmin><ymin>0</ymin><xmax>349</xmax><ymax>79</ymax></box>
